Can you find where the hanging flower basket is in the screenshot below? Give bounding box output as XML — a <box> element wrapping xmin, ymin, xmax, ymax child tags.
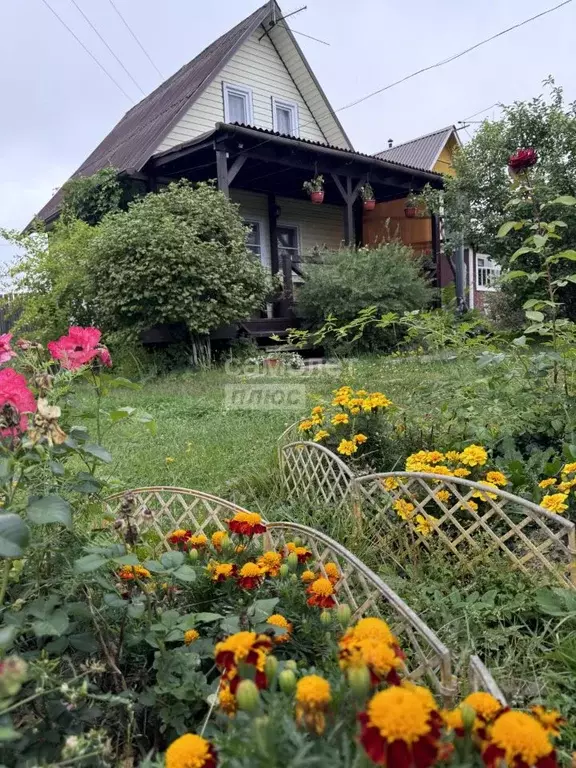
<box><xmin>310</xmin><ymin>190</ymin><xmax>325</xmax><ymax>205</ymax></box>
<box><xmin>404</xmin><ymin>205</ymin><xmax>417</xmax><ymax>218</ymax></box>
<box><xmin>363</xmin><ymin>199</ymin><xmax>376</xmax><ymax>211</ymax></box>
<box><xmin>303</xmin><ymin>174</ymin><xmax>325</xmax><ymax>204</ymax></box>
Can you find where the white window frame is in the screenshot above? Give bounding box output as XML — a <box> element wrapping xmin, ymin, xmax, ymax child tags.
<box><xmin>277</xmin><ymin>221</ymin><xmax>303</xmax><ymax>282</ymax></box>
<box><xmin>475</xmin><ymin>253</ymin><xmax>501</xmax><ymax>292</ymax></box>
<box><xmin>223</xmin><ymin>82</ymin><xmax>253</xmax><ymax>125</ymax></box>
<box><xmin>272</xmin><ymin>97</ymin><xmax>299</xmax><ymax>136</ymax></box>
<box><xmin>244</xmin><ymin>217</ymin><xmax>268</xmax><ymax>267</ymax></box>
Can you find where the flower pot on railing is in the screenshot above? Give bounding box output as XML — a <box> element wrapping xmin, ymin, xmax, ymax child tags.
<box><xmin>263</xmin><ymin>357</ymin><xmax>280</xmax><ymax>369</ymax></box>
<box><xmin>404</xmin><ymin>205</ymin><xmax>417</xmax><ymax>218</ymax></box>
<box><xmin>310</xmin><ymin>190</ymin><xmax>325</xmax><ymax>205</ymax></box>
<box><xmin>363</xmin><ymin>199</ymin><xmax>376</xmax><ymax>211</ymax></box>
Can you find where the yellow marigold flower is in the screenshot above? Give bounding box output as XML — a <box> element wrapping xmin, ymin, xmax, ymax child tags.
<box><xmin>310</xmin><ymin>415</ymin><xmax>323</xmax><ymax>426</ymax></box>
<box><xmin>540</xmin><ymin>493</ymin><xmax>569</xmax><ymax>514</ymax></box>
<box><xmin>428</xmin><ymin>465</ymin><xmax>453</xmax><ymax>476</ymax></box>
<box><xmin>311</xmin><ymin>406</ymin><xmax>324</xmax><ymax>416</ymax></box>
<box><xmin>211</xmin><ymin>563</ymin><xmax>235</xmax><ymax>582</ymax></box>
<box><xmin>348</xmin><ymin>397</ymin><xmax>365</xmax><ymax>408</ymax></box>
<box><xmin>165</xmin><ymin>733</ymin><xmax>217</xmax><ymax>768</ymax></box>
<box><xmin>406</xmin><ymin>451</ymin><xmax>429</xmax><ymax>471</ymax></box>
<box><xmin>341</xmin><ymin>617</ymin><xmax>396</xmax><ymax>649</ymax></box>
<box><xmin>459</xmin><ymin>444</ymin><xmax>488</xmax><ymax>467</ymax></box>
<box><xmin>453</xmin><ymin>467</ymin><xmax>471</xmax><ymax>478</ymax></box>
<box><xmin>257</xmin><ymin>550</ymin><xmax>282</xmax><ymax>577</ymax></box>
<box><xmin>313</xmin><ymin>430</ymin><xmax>330</xmax><ymax>442</ymax></box>
<box><xmin>295</xmin><ymin>675</ymin><xmax>331</xmax><ymax>735</ymax></box>
<box><xmin>211</xmin><ymin>530</ymin><xmax>227</xmax><ymax>549</ymax></box>
<box><xmin>472</xmin><ymin>481</ymin><xmax>499</xmax><ymax>501</ymax></box>
<box><xmin>350</xmin><ymin>407</ymin><xmax>361</xmax><ymax>415</ymax></box>
<box><xmin>331</xmin><ymin>413</ymin><xmax>349</xmax><ymax>426</ymax></box>
<box><xmin>367</xmin><ymin>392</ymin><xmax>392</xmax><ymax>409</ymax></box>
<box><xmin>539</xmin><ymin>478</ymin><xmax>557</xmax><ymax>489</ymax></box>
<box><xmin>353</xmin><ymin>433</ymin><xmax>368</xmax><ymax>445</ymax></box>
<box><xmin>483</xmin><ymin>711</ymin><xmax>553</xmax><ymax>768</ymax></box>
<box><xmin>461</xmin><ymin>499</ymin><xmax>478</xmax><ymax>512</ymax></box>
<box><xmin>462</xmin><ymin>692</ymin><xmax>502</xmax><ymax>722</ymax></box>
<box><xmin>334</xmin><ymin>385</ymin><xmax>353</xmax><ymax>395</ymax></box>
<box><xmin>308</xmin><ymin>577</ymin><xmax>334</xmax><ymax>599</ymax></box>
<box><xmin>267</xmin><ymin>613</ymin><xmax>292</xmax><ymax>643</ymax></box>
<box><xmin>355</xmin><ymin>389</ymin><xmax>368</xmax><ymax>397</ymax></box>
<box><xmin>414</xmin><ymin>514</ymin><xmax>437</xmax><ymax>537</ymax></box>
<box><xmin>301</xmin><ymin>569</ymin><xmax>315</xmax><ymax>583</ymax></box>
<box><xmin>393</xmin><ymin>498</ymin><xmax>415</xmax><ymax>520</ymax></box>
<box><xmin>218</xmin><ymin>681</ymin><xmax>237</xmax><ymax>717</ymax></box>
<box><xmin>486</xmin><ymin>471</ymin><xmax>507</xmax><ymax>487</ymax></box>
<box><xmin>562</xmin><ymin>462</ymin><xmax>576</xmax><ymax>474</ymax></box>
<box><xmin>184</xmin><ymin>629</ymin><xmax>199</xmax><ymax>645</ymax></box>
<box><xmin>382</xmin><ymin>476</ymin><xmax>399</xmax><ymax>491</ymax></box>
<box><xmin>557</xmin><ymin>480</ymin><xmax>576</xmax><ymax>492</ymax></box>
<box><xmin>323</xmin><ymin>562</ymin><xmax>340</xmax><ymax>582</ymax></box>
<box><xmin>351</xmin><ymin>638</ymin><xmax>402</xmax><ymax>681</ymax></box>
<box><xmin>227</xmin><ymin>511</ymin><xmax>266</xmax><ymax>536</ymax></box>
<box><xmin>118</xmin><ymin>564</ymin><xmax>151</xmax><ymax>581</ymax></box>
<box><xmin>337</xmin><ymin>439</ymin><xmax>357</xmax><ymax>456</ymax></box>
<box><xmin>214</xmin><ymin>631</ymin><xmax>271</xmax><ymax>668</ymax></box>
<box><xmin>435</xmin><ymin>489</ymin><xmax>451</xmax><ymax>503</ymax></box>
<box><xmin>238</xmin><ymin>562</ymin><xmax>264</xmax><ymax>580</ymax></box>
<box><xmin>445</xmin><ymin>451</ymin><xmax>461</xmax><ymax>462</ymax></box>
<box><xmin>298</xmin><ymin>420</ymin><xmax>314</xmax><ymax>432</ymax></box>
<box><xmin>530</xmin><ymin>705</ymin><xmax>565</xmax><ymax>737</ymax></box>
<box><xmin>442</xmin><ymin>707</ymin><xmax>464</xmax><ymax>731</ymax></box>
<box><xmin>188</xmin><ymin>534</ymin><xmax>208</xmax><ymax>550</ymax></box>
<box><xmin>426</xmin><ymin>451</ymin><xmax>445</xmax><ymax>464</ymax></box>
<box><xmin>332</xmin><ymin>395</ymin><xmax>351</xmax><ymax>407</ymax></box>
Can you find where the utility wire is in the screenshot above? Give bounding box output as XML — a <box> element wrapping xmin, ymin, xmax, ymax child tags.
<box><xmin>39</xmin><ymin>0</ymin><xmax>134</xmax><ymax>103</ymax></box>
<box><xmin>337</xmin><ymin>0</ymin><xmax>573</xmax><ymax>113</ymax></box>
<box><xmin>106</xmin><ymin>0</ymin><xmax>164</xmax><ymax>79</ymax></box>
<box><xmin>462</xmin><ymin>103</ymin><xmax>500</xmax><ymax>121</ymax></box>
<box><xmin>68</xmin><ymin>0</ymin><xmax>147</xmax><ymax>96</ymax></box>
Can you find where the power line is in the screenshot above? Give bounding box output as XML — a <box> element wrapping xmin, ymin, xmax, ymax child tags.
<box><xmin>105</xmin><ymin>0</ymin><xmax>164</xmax><ymax>80</ymax></box>
<box><xmin>337</xmin><ymin>0</ymin><xmax>573</xmax><ymax>113</ymax></box>
<box><xmin>68</xmin><ymin>0</ymin><xmax>147</xmax><ymax>96</ymax></box>
<box><xmin>39</xmin><ymin>0</ymin><xmax>134</xmax><ymax>103</ymax></box>
<box><xmin>462</xmin><ymin>103</ymin><xmax>500</xmax><ymax>121</ymax></box>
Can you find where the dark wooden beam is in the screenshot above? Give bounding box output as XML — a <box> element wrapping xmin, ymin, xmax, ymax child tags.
<box><xmin>215</xmin><ymin>149</ymin><xmax>229</xmax><ymax>197</ymax></box>
<box><xmin>153</xmin><ymin>138</ymin><xmax>216</xmax><ymax>167</ymax></box>
<box><xmin>331</xmin><ymin>173</ymin><xmax>347</xmax><ymax>202</ymax></box>
<box><xmin>345</xmin><ymin>177</ymin><xmax>354</xmax><ymax>245</ymax></box>
<box><xmin>228</xmin><ymin>155</ymin><xmax>247</xmax><ymax>185</ymax></box>
<box><xmin>267</xmin><ymin>193</ymin><xmax>282</xmax><ymax>317</ymax></box>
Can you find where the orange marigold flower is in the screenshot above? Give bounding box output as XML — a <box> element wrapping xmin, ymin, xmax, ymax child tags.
<box><xmin>236</xmin><ymin>562</ymin><xmax>265</xmax><ymax>590</ymax></box>
<box><xmin>331</xmin><ymin>413</ymin><xmax>349</xmax><ymax>426</ymax></box>
<box><xmin>184</xmin><ymin>629</ymin><xmax>199</xmax><ymax>645</ymax></box>
<box><xmin>393</xmin><ymin>498</ymin><xmax>415</xmax><ymax>521</ymax></box>
<box><xmin>540</xmin><ymin>493</ymin><xmax>569</xmax><ymax>514</ymax></box>
<box><xmin>486</xmin><ymin>471</ymin><xmax>507</xmax><ymax>487</ymax></box>
<box><xmin>442</xmin><ymin>707</ymin><xmax>464</xmax><ymax>734</ymax></box>
<box><xmin>459</xmin><ymin>444</ymin><xmax>488</xmax><ymax>467</ymax></box>
<box><xmin>214</xmin><ymin>632</ymin><xmax>272</xmax><ymax>689</ymax></box>
<box><xmin>313</xmin><ymin>430</ymin><xmax>330</xmax><ymax>442</ymax></box>
<box><xmin>382</xmin><ymin>477</ymin><xmax>399</xmax><ymax>491</ymax></box>
<box><xmin>167</xmin><ymin>528</ymin><xmax>191</xmax><ymax>546</ymax></box>
<box><xmin>118</xmin><ymin>564</ymin><xmax>151</xmax><ymax>581</ymax></box>
<box><xmin>295</xmin><ymin>675</ymin><xmax>331</xmax><ymax>735</ymax></box>
<box><xmin>188</xmin><ymin>534</ymin><xmax>208</xmax><ymax>550</ymax></box>
<box><xmin>531</xmin><ymin>706</ymin><xmax>565</xmax><ymax>737</ymax></box>
<box><xmin>353</xmin><ymin>433</ymin><xmax>368</xmax><ymax>445</ymax></box>
<box><xmin>211</xmin><ymin>531</ymin><xmax>227</xmax><ymax>551</ymax></box>
<box><xmin>266</xmin><ymin>613</ymin><xmax>292</xmax><ymax>643</ymax></box>
<box><xmin>337</xmin><ymin>438</ymin><xmax>357</xmax><ymax>456</ymax></box>
<box><xmin>227</xmin><ymin>511</ymin><xmax>266</xmax><ymax>536</ymax></box>
<box><xmin>165</xmin><ymin>733</ymin><xmax>217</xmax><ymax>768</ymax></box>
<box><xmin>218</xmin><ymin>680</ymin><xmax>237</xmax><ymax>717</ymax></box>
<box><xmin>257</xmin><ymin>550</ymin><xmax>283</xmax><ymax>577</ymax></box>
<box><xmin>461</xmin><ymin>692</ymin><xmax>503</xmax><ymax>725</ymax></box>
<box><xmin>482</xmin><ymin>711</ymin><xmax>556</xmax><ymax>768</ymax></box>
<box><xmin>287</xmin><ymin>543</ymin><xmax>312</xmax><ymax>563</ymax></box>
<box><xmin>359</xmin><ymin>685</ymin><xmax>442</xmax><ymax>767</ymax></box>
<box><xmin>340</xmin><ymin>638</ymin><xmax>403</xmax><ymax>686</ymax></box>
<box><xmin>341</xmin><ymin>617</ymin><xmax>396</xmax><ymax>648</ymax></box>
<box><xmin>453</xmin><ymin>467</ymin><xmax>471</xmax><ymax>478</ymax></box>
<box><xmin>307</xmin><ymin>577</ymin><xmax>336</xmax><ymax>608</ymax></box>
<box><xmin>323</xmin><ymin>561</ymin><xmax>340</xmax><ymax>583</ymax></box>
<box><xmin>301</xmin><ymin>569</ymin><xmax>316</xmax><ymax>583</ymax></box>
<box><xmin>211</xmin><ymin>563</ymin><xmax>236</xmax><ymax>582</ymax></box>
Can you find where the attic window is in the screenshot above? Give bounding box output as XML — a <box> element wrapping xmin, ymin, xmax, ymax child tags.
<box><xmin>272</xmin><ymin>97</ymin><xmax>299</xmax><ymax>136</ymax></box>
<box><xmin>223</xmin><ymin>83</ymin><xmax>253</xmax><ymax>125</ymax></box>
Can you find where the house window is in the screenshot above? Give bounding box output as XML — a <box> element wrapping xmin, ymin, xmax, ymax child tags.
<box><xmin>272</xmin><ymin>98</ymin><xmax>299</xmax><ymax>136</ymax></box>
<box><xmin>245</xmin><ymin>221</ymin><xmax>262</xmax><ymax>260</ymax></box>
<box><xmin>223</xmin><ymin>83</ymin><xmax>253</xmax><ymax>125</ymax></box>
<box><xmin>277</xmin><ymin>225</ymin><xmax>300</xmax><ymax>271</ymax></box>
<box><xmin>476</xmin><ymin>254</ymin><xmax>501</xmax><ymax>291</ymax></box>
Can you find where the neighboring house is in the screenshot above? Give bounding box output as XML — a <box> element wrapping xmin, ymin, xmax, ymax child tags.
<box><xmin>35</xmin><ymin>1</ymin><xmax>442</xmax><ymax>340</ymax></box>
<box><xmin>366</xmin><ymin>125</ymin><xmax>500</xmax><ymax>312</ymax></box>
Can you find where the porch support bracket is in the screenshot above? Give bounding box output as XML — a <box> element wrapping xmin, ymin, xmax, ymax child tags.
<box><xmin>331</xmin><ymin>173</ymin><xmax>363</xmax><ymax>245</ymax></box>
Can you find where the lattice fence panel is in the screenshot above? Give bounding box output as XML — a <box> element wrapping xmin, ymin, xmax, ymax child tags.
<box><xmin>280</xmin><ymin>441</ymin><xmax>355</xmax><ymax>506</ymax></box>
<box><xmin>352</xmin><ymin>472</ymin><xmax>576</xmax><ymax>588</ymax></box>
<box><xmin>103</xmin><ymin>487</ymin><xmax>252</xmax><ymax>551</ymax></box>
<box><xmin>264</xmin><ymin>520</ymin><xmax>456</xmax><ymax>703</ymax></box>
<box><xmin>469</xmin><ymin>655</ymin><xmax>507</xmax><ymax>703</ymax></box>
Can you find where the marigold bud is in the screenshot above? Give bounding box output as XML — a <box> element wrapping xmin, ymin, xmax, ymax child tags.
<box><xmin>278</xmin><ymin>669</ymin><xmax>297</xmax><ymax>694</ymax></box>
<box><xmin>188</xmin><ymin>548</ymin><xmax>199</xmax><ymax>562</ymax></box>
<box><xmin>284</xmin><ymin>660</ymin><xmax>298</xmax><ymax>671</ymax></box>
<box><xmin>293</xmin><ymin>537</ymin><xmax>303</xmax><ymax>546</ymax></box>
<box><xmin>320</xmin><ymin>610</ymin><xmax>332</xmax><ymax>625</ymax></box>
<box><xmin>461</xmin><ymin>703</ymin><xmax>476</xmax><ymax>731</ymax></box>
<box><xmin>265</xmin><ymin>654</ymin><xmax>279</xmax><ymax>682</ymax></box>
<box><xmin>221</xmin><ymin>535</ymin><xmax>234</xmax><ymax>553</ymax></box>
<box><xmin>287</xmin><ymin>552</ymin><xmax>299</xmax><ymax>571</ymax></box>
<box><xmin>279</xmin><ymin>563</ymin><xmax>289</xmax><ymax>578</ymax></box>
<box><xmin>336</xmin><ymin>603</ymin><xmax>352</xmax><ymax>628</ymax></box>
<box><xmin>236</xmin><ymin>679</ymin><xmax>260</xmax><ymax>713</ymax></box>
<box><xmin>347</xmin><ymin>664</ymin><xmax>371</xmax><ymax>698</ymax></box>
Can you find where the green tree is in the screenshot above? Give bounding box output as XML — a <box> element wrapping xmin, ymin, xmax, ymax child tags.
<box><xmin>60</xmin><ymin>167</ymin><xmax>125</xmax><ymax>226</ymax></box>
<box><xmin>87</xmin><ymin>181</ymin><xmax>272</xmax><ymax>336</ymax></box>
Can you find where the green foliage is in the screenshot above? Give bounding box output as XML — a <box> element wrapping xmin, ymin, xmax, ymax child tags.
<box><xmin>296</xmin><ymin>243</ymin><xmax>433</xmax><ymax>352</ymax></box>
<box><xmin>87</xmin><ymin>181</ymin><xmax>272</xmax><ymax>337</ymax></box>
<box><xmin>60</xmin><ymin>167</ymin><xmax>124</xmax><ymax>226</ymax></box>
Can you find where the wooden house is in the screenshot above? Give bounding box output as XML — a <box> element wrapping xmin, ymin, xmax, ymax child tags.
<box><xmin>35</xmin><ymin>1</ymin><xmax>443</xmax><ymax>339</ymax></box>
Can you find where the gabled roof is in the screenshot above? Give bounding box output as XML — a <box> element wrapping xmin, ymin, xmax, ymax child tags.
<box><xmin>375</xmin><ymin>126</ymin><xmax>459</xmax><ymax>172</ymax></box>
<box><xmin>35</xmin><ymin>1</ymin><xmax>352</xmax><ymax>225</ymax></box>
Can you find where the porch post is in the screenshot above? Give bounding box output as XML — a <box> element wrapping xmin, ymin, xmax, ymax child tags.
<box><xmin>345</xmin><ymin>177</ymin><xmax>355</xmax><ymax>246</ymax></box>
<box><xmin>215</xmin><ymin>148</ymin><xmax>229</xmax><ymax>197</ymax></box>
<box><xmin>267</xmin><ymin>193</ymin><xmax>283</xmax><ymax>317</ymax></box>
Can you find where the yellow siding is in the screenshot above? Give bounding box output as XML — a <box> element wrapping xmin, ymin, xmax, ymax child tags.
<box><xmin>432</xmin><ymin>135</ymin><xmax>458</xmax><ymax>176</ymax></box>
<box><xmin>158</xmin><ymin>27</ymin><xmax>327</xmax><ymax>152</ymax></box>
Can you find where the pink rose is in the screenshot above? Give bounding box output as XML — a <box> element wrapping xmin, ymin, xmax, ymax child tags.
<box><xmin>0</xmin><ymin>368</ymin><xmax>36</xmax><ymax>436</ymax></box>
<box><xmin>47</xmin><ymin>326</ymin><xmax>112</xmax><ymax>370</ymax></box>
<box><xmin>508</xmin><ymin>148</ymin><xmax>537</xmax><ymax>173</ymax></box>
<box><xmin>0</xmin><ymin>334</ymin><xmax>16</xmax><ymax>365</ymax></box>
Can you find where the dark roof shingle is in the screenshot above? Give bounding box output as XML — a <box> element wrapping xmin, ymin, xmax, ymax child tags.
<box><xmin>375</xmin><ymin>126</ymin><xmax>456</xmax><ymax>171</ymax></box>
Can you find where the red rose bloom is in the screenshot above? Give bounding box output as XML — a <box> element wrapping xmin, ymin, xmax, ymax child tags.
<box><xmin>47</xmin><ymin>326</ymin><xmax>112</xmax><ymax>370</ymax></box>
<box><xmin>508</xmin><ymin>148</ymin><xmax>537</xmax><ymax>172</ymax></box>
<box><xmin>0</xmin><ymin>368</ymin><xmax>36</xmax><ymax>436</ymax></box>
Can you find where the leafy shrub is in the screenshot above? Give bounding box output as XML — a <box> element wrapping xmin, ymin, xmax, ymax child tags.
<box><xmin>60</xmin><ymin>166</ymin><xmax>136</xmax><ymax>226</ymax></box>
<box><xmin>296</xmin><ymin>243</ymin><xmax>433</xmax><ymax>352</ymax></box>
<box><xmin>87</xmin><ymin>180</ymin><xmax>273</xmax><ymax>338</ymax></box>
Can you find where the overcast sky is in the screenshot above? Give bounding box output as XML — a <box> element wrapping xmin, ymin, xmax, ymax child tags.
<box><xmin>1</xmin><ymin>0</ymin><xmax>575</xmax><ymax>271</ymax></box>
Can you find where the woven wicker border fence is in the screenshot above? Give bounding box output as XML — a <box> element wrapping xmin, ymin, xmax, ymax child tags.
<box><xmin>279</xmin><ymin>441</ymin><xmax>576</xmax><ymax>588</ymax></box>
<box><xmin>103</xmin><ymin>486</ymin><xmax>504</xmax><ymax>705</ymax></box>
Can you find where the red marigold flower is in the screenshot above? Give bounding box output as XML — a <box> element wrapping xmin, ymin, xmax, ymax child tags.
<box><xmin>188</xmin><ymin>534</ymin><xmax>208</xmax><ymax>550</ymax></box>
<box><xmin>165</xmin><ymin>733</ymin><xmax>217</xmax><ymax>768</ymax></box>
<box><xmin>167</xmin><ymin>528</ymin><xmax>192</xmax><ymax>546</ymax></box>
<box><xmin>359</xmin><ymin>686</ymin><xmax>442</xmax><ymax>767</ymax></box>
<box><xmin>236</xmin><ymin>562</ymin><xmax>264</xmax><ymax>589</ymax></box>
<box><xmin>215</xmin><ymin>631</ymin><xmax>272</xmax><ymax>692</ymax></box>
<box><xmin>286</xmin><ymin>542</ymin><xmax>312</xmax><ymax>563</ymax></box>
<box><xmin>0</xmin><ymin>368</ymin><xmax>36</xmax><ymax>436</ymax></box>
<box><xmin>307</xmin><ymin>577</ymin><xmax>336</xmax><ymax>608</ymax></box>
<box><xmin>508</xmin><ymin>148</ymin><xmax>537</xmax><ymax>173</ymax></box>
<box><xmin>0</xmin><ymin>335</ymin><xmax>15</xmax><ymax>365</ymax></box>
<box><xmin>47</xmin><ymin>326</ymin><xmax>112</xmax><ymax>370</ymax></box>
<box><xmin>209</xmin><ymin>562</ymin><xmax>236</xmax><ymax>582</ymax></box>
<box><xmin>227</xmin><ymin>511</ymin><xmax>266</xmax><ymax>536</ymax></box>
<box><xmin>482</xmin><ymin>710</ymin><xmax>556</xmax><ymax>768</ymax></box>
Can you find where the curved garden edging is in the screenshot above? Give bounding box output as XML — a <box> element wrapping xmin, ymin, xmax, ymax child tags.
<box><xmin>279</xmin><ymin>440</ymin><xmax>576</xmax><ymax>588</ymax></box>
<box><xmin>104</xmin><ymin>486</ymin><xmax>505</xmax><ymax>705</ymax></box>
